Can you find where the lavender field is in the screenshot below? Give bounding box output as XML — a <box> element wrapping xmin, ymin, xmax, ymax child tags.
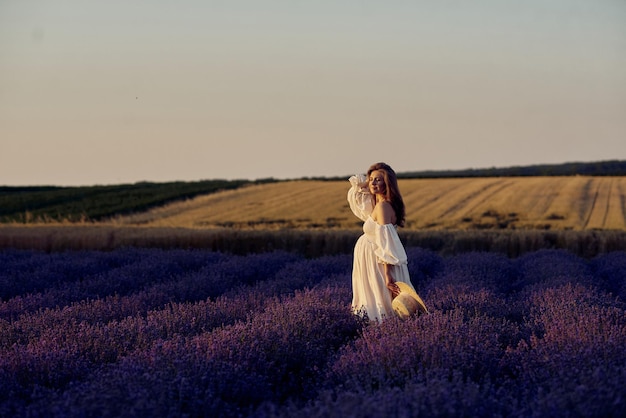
<box><xmin>1</xmin><ymin>247</ymin><xmax>625</xmax><ymax>417</ymax></box>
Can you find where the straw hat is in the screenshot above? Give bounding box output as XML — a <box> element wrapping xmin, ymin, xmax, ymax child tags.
<box><xmin>392</xmin><ymin>282</ymin><xmax>428</xmax><ymax>319</ymax></box>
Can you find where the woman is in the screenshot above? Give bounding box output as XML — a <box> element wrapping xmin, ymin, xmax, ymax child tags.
<box><xmin>348</xmin><ymin>162</ymin><xmax>422</xmax><ymax>322</ymax></box>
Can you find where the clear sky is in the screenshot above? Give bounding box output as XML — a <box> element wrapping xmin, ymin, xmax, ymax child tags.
<box><xmin>1</xmin><ymin>0</ymin><xmax>625</xmax><ymax>186</ymax></box>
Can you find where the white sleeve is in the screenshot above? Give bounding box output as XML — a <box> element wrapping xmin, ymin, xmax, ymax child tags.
<box><xmin>347</xmin><ymin>174</ymin><xmax>374</xmax><ymax>222</ymax></box>
<box><xmin>373</xmin><ymin>223</ymin><xmax>408</xmax><ymax>265</ymax></box>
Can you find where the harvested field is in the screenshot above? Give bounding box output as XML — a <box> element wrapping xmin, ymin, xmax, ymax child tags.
<box><xmin>113</xmin><ymin>176</ymin><xmax>626</xmax><ymax>231</ymax></box>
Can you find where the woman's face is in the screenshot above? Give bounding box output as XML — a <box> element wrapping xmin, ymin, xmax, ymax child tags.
<box><xmin>369</xmin><ymin>170</ymin><xmax>387</xmax><ymax>195</ymax></box>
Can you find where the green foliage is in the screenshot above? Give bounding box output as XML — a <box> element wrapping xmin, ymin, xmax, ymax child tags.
<box><xmin>0</xmin><ymin>180</ymin><xmax>258</xmax><ymax>222</ymax></box>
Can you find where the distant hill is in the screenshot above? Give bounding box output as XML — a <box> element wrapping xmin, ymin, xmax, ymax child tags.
<box><xmin>1</xmin><ymin>160</ymin><xmax>624</xmax><ymax>224</ymax></box>
<box><xmin>397</xmin><ymin>160</ymin><xmax>626</xmax><ymax>178</ymax></box>
<box><xmin>0</xmin><ymin>179</ymin><xmax>261</xmax><ymax>223</ymax></box>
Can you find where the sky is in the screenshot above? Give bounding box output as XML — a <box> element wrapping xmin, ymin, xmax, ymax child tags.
<box><xmin>1</xmin><ymin>0</ymin><xmax>625</xmax><ymax>186</ymax></box>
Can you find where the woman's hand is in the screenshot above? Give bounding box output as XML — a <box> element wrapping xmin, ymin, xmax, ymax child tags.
<box><xmin>387</xmin><ymin>281</ymin><xmax>400</xmax><ymax>298</ymax></box>
<box><xmin>356</xmin><ymin>173</ymin><xmax>369</xmax><ymax>188</ymax></box>
<box><xmin>384</xmin><ymin>263</ymin><xmax>400</xmax><ymax>298</ymax></box>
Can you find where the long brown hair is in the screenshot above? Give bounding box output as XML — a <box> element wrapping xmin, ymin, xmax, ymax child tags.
<box><xmin>367</xmin><ymin>162</ymin><xmax>406</xmax><ymax>227</ymax></box>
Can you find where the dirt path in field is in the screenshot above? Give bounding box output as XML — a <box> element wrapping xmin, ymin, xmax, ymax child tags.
<box><xmin>619</xmin><ymin>180</ymin><xmax>626</xmax><ymax>229</ymax></box>
<box><xmin>585</xmin><ymin>177</ymin><xmax>626</xmax><ymax>230</ymax></box>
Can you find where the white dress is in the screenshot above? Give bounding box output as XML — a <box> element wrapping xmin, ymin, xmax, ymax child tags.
<box><xmin>347</xmin><ymin>175</ymin><xmax>415</xmax><ymax>322</ymax></box>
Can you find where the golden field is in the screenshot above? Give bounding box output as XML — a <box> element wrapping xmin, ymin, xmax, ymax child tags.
<box><xmin>112</xmin><ymin>176</ymin><xmax>626</xmax><ymax>231</ymax></box>
<box><xmin>2</xmin><ymin>176</ymin><xmax>625</xmax><ymax>257</ymax></box>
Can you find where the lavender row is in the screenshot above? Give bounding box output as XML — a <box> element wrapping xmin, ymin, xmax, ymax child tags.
<box><xmin>4</xmin><ymin>247</ymin><xmax>622</xmax><ymax>306</ymax></box>
<box><xmin>0</xmin><ymin>249</ymin><xmax>303</xmax><ymax>320</ymax></box>
<box><xmin>0</xmin><ymin>254</ymin><xmax>352</xmax><ymax>351</ymax></box>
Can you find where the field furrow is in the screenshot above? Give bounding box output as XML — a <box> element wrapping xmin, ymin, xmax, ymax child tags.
<box><xmin>435</xmin><ymin>178</ymin><xmax>505</xmax><ymax>219</ymax></box>
<box><xmin>537</xmin><ymin>177</ymin><xmax>583</xmax><ymax>229</ymax></box>
<box><xmin>582</xmin><ymin>178</ymin><xmax>618</xmax><ymax>230</ymax></box>
<box><xmin>619</xmin><ymin>180</ymin><xmax>626</xmax><ymax>229</ymax></box>
<box><xmin>401</xmin><ymin>179</ymin><xmax>472</xmax><ymax>228</ymax></box>
<box><xmin>595</xmin><ymin>178</ymin><xmax>626</xmax><ymax>230</ymax></box>
<box><xmin>521</xmin><ymin>176</ymin><xmax>563</xmax><ymax>219</ymax></box>
<box><xmin>580</xmin><ymin>178</ymin><xmax>600</xmax><ymax>228</ymax></box>
<box><xmin>601</xmin><ymin>179</ymin><xmax>613</xmax><ymax>228</ymax></box>
<box><xmin>404</xmin><ymin>178</ymin><xmax>468</xmax><ymax>213</ymax></box>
